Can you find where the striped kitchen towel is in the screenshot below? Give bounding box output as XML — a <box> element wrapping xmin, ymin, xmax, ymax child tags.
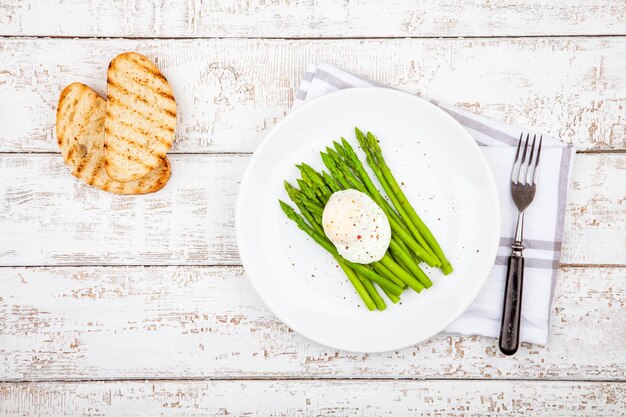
<box><xmin>295</xmin><ymin>64</ymin><xmax>575</xmax><ymax>345</ymax></box>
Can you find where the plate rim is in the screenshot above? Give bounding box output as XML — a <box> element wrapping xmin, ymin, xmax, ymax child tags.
<box><xmin>236</xmin><ymin>87</ymin><xmax>501</xmax><ymax>353</ymax></box>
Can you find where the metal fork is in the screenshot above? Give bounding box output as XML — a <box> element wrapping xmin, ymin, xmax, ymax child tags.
<box><xmin>499</xmin><ymin>133</ymin><xmax>543</xmax><ymax>356</ymax></box>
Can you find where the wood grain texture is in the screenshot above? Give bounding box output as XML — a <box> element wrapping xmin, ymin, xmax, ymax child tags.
<box><xmin>0</xmin><ymin>266</ymin><xmax>623</xmax><ymax>381</ymax></box>
<box><xmin>1</xmin><ymin>2</ymin><xmax>624</xmax><ymax>413</ymax></box>
<box><xmin>1</xmin><ymin>38</ymin><xmax>624</xmax><ymax>153</ymax></box>
<box><xmin>0</xmin><ymin>154</ymin><xmax>244</xmax><ymax>266</ymax></box>
<box><xmin>1</xmin><ymin>0</ymin><xmax>626</xmax><ymax>38</ymax></box>
<box><xmin>0</xmin><ymin>153</ymin><xmax>623</xmax><ymax>267</ymax></box>
<box><xmin>563</xmin><ymin>153</ymin><xmax>626</xmax><ymax>265</ymax></box>
<box><xmin>1</xmin><ymin>380</ymin><xmax>625</xmax><ymax>417</ymax></box>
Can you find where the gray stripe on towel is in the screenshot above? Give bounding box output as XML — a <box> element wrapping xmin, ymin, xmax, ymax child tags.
<box><xmin>495</xmin><ymin>256</ymin><xmax>560</xmax><ymax>270</ymax></box>
<box><xmin>315</xmin><ymin>69</ymin><xmax>363</xmax><ymax>90</ymax></box>
<box><xmin>549</xmin><ymin>147</ymin><xmax>574</xmax><ymax>313</ymax></box>
<box><xmin>303</xmin><ymin>71</ymin><xmax>315</xmax><ymax>82</ymax></box>
<box><xmin>295</xmin><ymin>89</ymin><xmax>308</xmax><ymax>100</ymax></box>
<box><xmin>437</xmin><ymin>106</ymin><xmax>520</xmax><ymax>146</ymax></box>
<box><xmin>499</xmin><ymin>237</ymin><xmax>562</xmax><ymax>251</ymax></box>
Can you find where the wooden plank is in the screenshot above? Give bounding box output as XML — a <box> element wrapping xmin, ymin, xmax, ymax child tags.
<box><xmin>564</xmin><ymin>153</ymin><xmax>626</xmax><ymax>265</ymax></box>
<box><xmin>0</xmin><ymin>380</ymin><xmax>625</xmax><ymax>417</ymax></box>
<box><xmin>1</xmin><ymin>0</ymin><xmax>626</xmax><ymax>38</ymax></box>
<box><xmin>0</xmin><ymin>153</ymin><xmax>623</xmax><ymax>267</ymax></box>
<box><xmin>0</xmin><ymin>154</ymin><xmax>245</xmax><ymax>266</ymax></box>
<box><xmin>0</xmin><ymin>38</ymin><xmax>624</xmax><ymax>153</ymax></box>
<box><xmin>0</xmin><ymin>266</ymin><xmax>623</xmax><ymax>380</ymax></box>
<box><xmin>1</xmin><ymin>381</ymin><xmax>625</xmax><ymax>417</ymax></box>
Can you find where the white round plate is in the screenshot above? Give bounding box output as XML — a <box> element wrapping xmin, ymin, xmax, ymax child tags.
<box><xmin>236</xmin><ymin>88</ymin><xmax>500</xmax><ymax>353</ymax></box>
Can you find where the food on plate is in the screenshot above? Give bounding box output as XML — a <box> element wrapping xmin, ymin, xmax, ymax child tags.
<box><xmin>279</xmin><ymin>127</ymin><xmax>452</xmax><ymax>311</ymax></box>
<box><xmin>322</xmin><ymin>189</ymin><xmax>391</xmax><ymax>263</ymax></box>
<box><xmin>56</xmin><ymin>83</ymin><xmax>171</xmax><ymax>195</ymax></box>
<box><xmin>104</xmin><ymin>52</ymin><xmax>177</xmax><ymax>182</ymax></box>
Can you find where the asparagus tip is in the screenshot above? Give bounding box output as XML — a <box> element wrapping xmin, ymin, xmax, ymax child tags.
<box><xmin>278</xmin><ymin>200</ymin><xmax>292</xmax><ymax>214</ymax></box>
<box><xmin>340</xmin><ymin>137</ymin><xmax>357</xmax><ymax>160</ymax></box>
<box><xmin>367</xmin><ymin>131</ymin><xmax>382</xmax><ymax>153</ymax></box>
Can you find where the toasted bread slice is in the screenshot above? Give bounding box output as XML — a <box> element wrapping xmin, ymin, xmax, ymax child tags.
<box><xmin>56</xmin><ymin>82</ymin><xmax>171</xmax><ymax>195</ymax></box>
<box><xmin>104</xmin><ymin>52</ymin><xmax>176</xmax><ymax>182</ymax></box>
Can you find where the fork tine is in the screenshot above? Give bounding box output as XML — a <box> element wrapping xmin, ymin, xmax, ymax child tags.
<box><xmin>525</xmin><ymin>134</ymin><xmax>537</xmax><ymax>185</ymax></box>
<box><xmin>511</xmin><ymin>133</ymin><xmax>524</xmax><ymax>183</ymax></box>
<box><xmin>514</xmin><ymin>133</ymin><xmax>523</xmax><ymax>160</ymax></box>
<box><xmin>517</xmin><ymin>134</ymin><xmax>530</xmax><ymax>184</ymax></box>
<box><xmin>532</xmin><ymin>135</ymin><xmax>543</xmax><ymax>184</ymax></box>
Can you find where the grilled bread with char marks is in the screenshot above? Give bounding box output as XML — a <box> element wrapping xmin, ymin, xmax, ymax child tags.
<box><xmin>56</xmin><ymin>82</ymin><xmax>170</xmax><ymax>194</ymax></box>
<box><xmin>104</xmin><ymin>52</ymin><xmax>176</xmax><ymax>182</ymax></box>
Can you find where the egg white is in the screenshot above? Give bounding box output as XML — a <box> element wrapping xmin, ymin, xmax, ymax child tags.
<box><xmin>322</xmin><ymin>189</ymin><xmax>391</xmax><ymax>264</ymax></box>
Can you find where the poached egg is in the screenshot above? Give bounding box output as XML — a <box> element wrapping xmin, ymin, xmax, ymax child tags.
<box><xmin>322</xmin><ymin>189</ymin><xmax>391</xmax><ymax>264</ymax></box>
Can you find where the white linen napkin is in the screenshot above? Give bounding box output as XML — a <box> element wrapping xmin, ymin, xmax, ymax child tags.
<box><xmin>294</xmin><ymin>64</ymin><xmax>575</xmax><ymax>345</ymax></box>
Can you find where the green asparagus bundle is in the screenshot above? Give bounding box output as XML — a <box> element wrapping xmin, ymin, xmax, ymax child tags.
<box><xmin>355</xmin><ymin>128</ymin><xmax>453</xmax><ymax>275</ymax></box>
<box><xmin>279</xmin><ymin>127</ymin><xmax>453</xmax><ymax>311</ymax></box>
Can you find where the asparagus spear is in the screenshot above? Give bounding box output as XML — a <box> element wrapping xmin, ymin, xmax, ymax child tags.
<box><xmin>300</xmin><ymin>163</ymin><xmax>332</xmax><ymax>197</ymax></box>
<box><xmin>327</xmin><ymin>148</ymin><xmax>365</xmax><ymax>190</ymax></box>
<box><xmin>356</xmin><ymin>271</ymin><xmax>387</xmax><ymax>311</ymax></box>
<box><xmin>337</xmin><ymin>262</ymin><xmax>377</xmax><ymax>311</ymax></box>
<box><xmin>380</xmin><ymin>286</ymin><xmax>401</xmax><ymax>303</ymax></box>
<box><xmin>285</xmin><ymin>182</ymin><xmax>323</xmax><ymax>231</ymax></box>
<box><xmin>296</xmin><ymin>178</ymin><xmax>322</xmax><ymax>206</ymax></box>
<box><xmin>372</xmin><ymin>262</ymin><xmax>406</xmax><ymax>288</ymax></box>
<box><xmin>297</xmin><ymin>165</ymin><xmax>329</xmax><ymax>202</ymax></box>
<box><xmin>379</xmin><ymin>254</ymin><xmax>425</xmax><ymax>293</ymax></box>
<box><xmin>389</xmin><ymin>240</ymin><xmax>432</xmax><ymax>289</ymax></box>
<box><xmin>321</xmin><ymin>151</ymin><xmax>353</xmax><ymax>190</ymax></box>
<box><xmin>362</xmin><ymin>130</ymin><xmax>453</xmax><ymax>275</ymax></box>
<box><xmin>321</xmin><ymin>171</ymin><xmax>341</xmax><ymax>193</ymax></box>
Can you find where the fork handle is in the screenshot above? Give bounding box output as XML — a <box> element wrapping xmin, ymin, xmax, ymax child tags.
<box><xmin>499</xmin><ymin>253</ymin><xmax>524</xmax><ymax>355</ymax></box>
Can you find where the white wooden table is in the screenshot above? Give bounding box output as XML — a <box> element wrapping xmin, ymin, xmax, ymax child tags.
<box><xmin>1</xmin><ymin>2</ymin><xmax>625</xmax><ymax>415</ymax></box>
